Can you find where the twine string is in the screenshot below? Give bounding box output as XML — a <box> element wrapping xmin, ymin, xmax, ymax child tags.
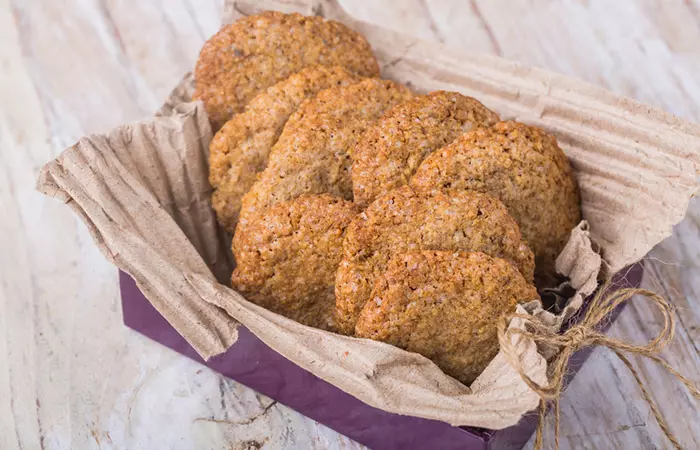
<box><xmin>497</xmin><ymin>280</ymin><xmax>700</xmax><ymax>450</ymax></box>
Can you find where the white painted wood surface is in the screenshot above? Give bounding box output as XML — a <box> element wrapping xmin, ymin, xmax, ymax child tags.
<box><xmin>1</xmin><ymin>1</ymin><xmax>698</xmax><ymax>449</ymax></box>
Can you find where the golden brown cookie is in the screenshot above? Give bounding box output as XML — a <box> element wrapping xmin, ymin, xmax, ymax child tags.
<box><xmin>238</xmin><ymin>78</ymin><xmax>413</xmax><ymax>225</ymax></box>
<box><xmin>411</xmin><ymin>121</ymin><xmax>581</xmax><ymax>286</ymax></box>
<box><xmin>209</xmin><ymin>66</ymin><xmax>362</xmax><ymax>232</ymax></box>
<box><xmin>231</xmin><ymin>194</ymin><xmax>358</xmax><ymax>330</ymax></box>
<box><xmin>352</xmin><ymin>91</ymin><xmax>499</xmax><ymax>208</ymax></box>
<box><xmin>334</xmin><ymin>186</ymin><xmax>535</xmax><ymax>334</ymax></box>
<box><xmin>194</xmin><ymin>11</ymin><xmax>380</xmax><ymax>130</ymax></box>
<box><xmin>355</xmin><ymin>251</ymin><xmax>540</xmax><ymax>386</ymax></box>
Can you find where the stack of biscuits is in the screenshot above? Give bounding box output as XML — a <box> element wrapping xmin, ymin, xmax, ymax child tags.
<box><xmin>197</xmin><ymin>11</ymin><xmax>581</xmax><ymax>386</ymax></box>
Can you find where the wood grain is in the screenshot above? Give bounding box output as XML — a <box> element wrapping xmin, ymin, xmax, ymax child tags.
<box><xmin>1</xmin><ymin>0</ymin><xmax>698</xmax><ymax>449</ymax></box>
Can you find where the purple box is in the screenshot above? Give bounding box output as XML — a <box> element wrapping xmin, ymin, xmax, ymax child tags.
<box><xmin>120</xmin><ymin>264</ymin><xmax>642</xmax><ymax>449</ymax></box>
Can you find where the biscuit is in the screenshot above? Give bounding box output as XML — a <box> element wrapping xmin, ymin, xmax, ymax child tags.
<box><xmin>334</xmin><ymin>186</ymin><xmax>535</xmax><ymax>334</ymax></box>
<box><xmin>352</xmin><ymin>91</ymin><xmax>499</xmax><ymax>208</ymax></box>
<box><xmin>238</xmin><ymin>78</ymin><xmax>413</xmax><ymax>224</ymax></box>
<box><xmin>231</xmin><ymin>194</ymin><xmax>358</xmax><ymax>330</ymax></box>
<box><xmin>410</xmin><ymin>121</ymin><xmax>581</xmax><ymax>285</ymax></box>
<box><xmin>355</xmin><ymin>251</ymin><xmax>540</xmax><ymax>386</ymax></box>
<box><xmin>194</xmin><ymin>11</ymin><xmax>380</xmax><ymax>129</ymax></box>
<box><xmin>209</xmin><ymin>66</ymin><xmax>362</xmax><ymax>232</ymax></box>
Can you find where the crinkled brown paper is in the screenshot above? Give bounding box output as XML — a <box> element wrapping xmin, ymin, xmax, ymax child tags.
<box><xmin>36</xmin><ymin>0</ymin><xmax>700</xmax><ymax>430</ymax></box>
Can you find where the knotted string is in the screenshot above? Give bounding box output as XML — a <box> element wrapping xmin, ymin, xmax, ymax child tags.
<box><xmin>497</xmin><ymin>280</ymin><xmax>700</xmax><ymax>450</ymax></box>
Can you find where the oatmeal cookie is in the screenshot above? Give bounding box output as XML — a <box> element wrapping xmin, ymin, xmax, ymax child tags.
<box><xmin>355</xmin><ymin>250</ymin><xmax>540</xmax><ymax>386</ymax></box>
<box><xmin>231</xmin><ymin>194</ymin><xmax>358</xmax><ymax>330</ymax></box>
<box><xmin>194</xmin><ymin>11</ymin><xmax>379</xmax><ymax>129</ymax></box>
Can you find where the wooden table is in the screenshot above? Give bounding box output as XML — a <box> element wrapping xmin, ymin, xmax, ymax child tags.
<box><xmin>1</xmin><ymin>1</ymin><xmax>698</xmax><ymax>448</ymax></box>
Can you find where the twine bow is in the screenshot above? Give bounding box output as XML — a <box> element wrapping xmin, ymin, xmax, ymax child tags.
<box><xmin>497</xmin><ymin>280</ymin><xmax>700</xmax><ymax>450</ymax></box>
